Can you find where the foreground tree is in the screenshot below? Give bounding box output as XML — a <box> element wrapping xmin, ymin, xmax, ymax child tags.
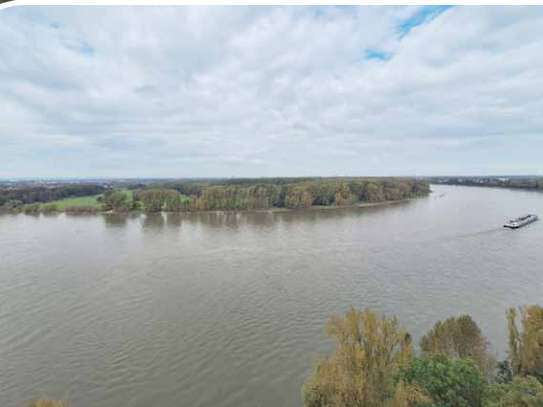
<box><xmin>507</xmin><ymin>305</ymin><xmax>543</xmax><ymax>379</ymax></box>
<box><xmin>495</xmin><ymin>360</ymin><xmax>514</xmax><ymax>384</ymax></box>
<box><xmin>303</xmin><ymin>308</ymin><xmax>423</xmax><ymax>407</ymax></box>
<box><xmin>484</xmin><ymin>376</ymin><xmax>543</xmax><ymax>406</ymax></box>
<box><xmin>420</xmin><ymin>314</ymin><xmax>494</xmax><ymax>375</ymax></box>
<box><xmin>399</xmin><ymin>354</ymin><xmax>485</xmax><ymax>407</ymax></box>
<box><xmin>389</xmin><ymin>380</ymin><xmax>431</xmax><ymax>407</ymax></box>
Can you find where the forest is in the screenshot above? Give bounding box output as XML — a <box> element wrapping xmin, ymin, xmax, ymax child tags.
<box><xmin>0</xmin><ymin>178</ymin><xmax>430</xmax><ymax>214</ymax></box>
<box><xmin>132</xmin><ymin>178</ymin><xmax>430</xmax><ymax>212</ymax></box>
<box><xmin>303</xmin><ymin>305</ymin><xmax>543</xmax><ymax>407</ymax></box>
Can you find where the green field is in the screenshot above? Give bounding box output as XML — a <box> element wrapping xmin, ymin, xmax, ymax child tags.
<box><xmin>48</xmin><ymin>189</ymin><xmax>135</xmax><ymax>210</ymax></box>
<box><xmin>49</xmin><ymin>194</ymin><xmax>102</xmax><ymax>210</ymax></box>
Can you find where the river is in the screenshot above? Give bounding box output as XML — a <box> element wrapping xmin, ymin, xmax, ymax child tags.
<box><xmin>1</xmin><ymin>184</ymin><xmax>542</xmax><ymax>407</ymax></box>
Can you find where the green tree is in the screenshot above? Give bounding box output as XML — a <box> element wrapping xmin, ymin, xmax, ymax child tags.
<box><xmin>495</xmin><ymin>360</ymin><xmax>513</xmax><ymax>384</ymax></box>
<box><xmin>484</xmin><ymin>376</ymin><xmax>543</xmax><ymax>406</ymax></box>
<box><xmin>303</xmin><ymin>308</ymin><xmax>415</xmax><ymax>407</ymax></box>
<box><xmin>164</xmin><ymin>190</ymin><xmax>183</xmax><ymax>212</ymax></box>
<box><xmin>102</xmin><ymin>190</ymin><xmax>131</xmax><ymax>212</ymax></box>
<box><xmin>137</xmin><ymin>189</ymin><xmax>178</xmax><ymax>212</ymax></box>
<box><xmin>400</xmin><ymin>354</ymin><xmax>485</xmax><ymax>407</ymax></box>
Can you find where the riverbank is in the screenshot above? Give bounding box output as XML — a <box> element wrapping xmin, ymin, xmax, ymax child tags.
<box><xmin>308</xmin><ymin>196</ymin><xmax>419</xmax><ymax>211</ymax></box>
<box><xmin>1</xmin><ymin>177</ymin><xmax>431</xmax><ymax>215</ymax></box>
<box><xmin>1</xmin><ymin>195</ymin><xmax>427</xmax><ymax>217</ymax></box>
<box><xmin>427</xmin><ymin>176</ymin><xmax>543</xmax><ymax>192</ymax></box>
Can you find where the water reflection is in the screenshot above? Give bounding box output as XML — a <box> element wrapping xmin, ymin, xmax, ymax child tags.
<box><xmin>41</xmin><ymin>211</ymin><xmax>60</xmax><ymax>218</ymax></box>
<box><xmin>190</xmin><ymin>211</ymin><xmax>244</xmax><ymax>230</ymax></box>
<box><xmin>142</xmin><ymin>212</ymin><xmax>166</xmax><ymax>229</ymax></box>
<box><xmin>166</xmin><ymin>212</ymin><xmax>184</xmax><ymax>227</ymax></box>
<box><xmin>156</xmin><ymin>203</ymin><xmax>416</xmax><ymax>230</ymax></box>
<box><xmin>64</xmin><ymin>212</ymin><xmax>97</xmax><ymax>218</ymax></box>
<box><xmin>103</xmin><ymin>213</ymin><xmax>130</xmax><ymax>227</ymax></box>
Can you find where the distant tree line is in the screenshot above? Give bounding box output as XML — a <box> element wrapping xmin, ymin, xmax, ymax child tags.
<box><xmin>129</xmin><ymin>178</ymin><xmax>430</xmax><ymax>213</ymax></box>
<box><xmin>2</xmin><ymin>178</ymin><xmax>430</xmax><ymax>214</ymax></box>
<box><xmin>0</xmin><ymin>184</ymin><xmax>106</xmax><ymax>206</ymax></box>
<box><xmin>304</xmin><ymin>305</ymin><xmax>543</xmax><ymax>407</ymax></box>
<box><xmin>429</xmin><ymin>176</ymin><xmax>543</xmax><ymax>191</ymax></box>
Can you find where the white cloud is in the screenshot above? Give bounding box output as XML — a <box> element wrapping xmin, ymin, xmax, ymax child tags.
<box><xmin>1</xmin><ymin>5</ymin><xmax>542</xmax><ymax>178</ymax></box>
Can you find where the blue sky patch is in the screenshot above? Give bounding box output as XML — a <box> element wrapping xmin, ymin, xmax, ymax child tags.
<box><xmin>78</xmin><ymin>41</ymin><xmax>94</xmax><ymax>56</ymax></box>
<box><xmin>365</xmin><ymin>49</ymin><xmax>392</xmax><ymax>61</ymax></box>
<box><xmin>398</xmin><ymin>6</ymin><xmax>453</xmax><ymax>37</ymax></box>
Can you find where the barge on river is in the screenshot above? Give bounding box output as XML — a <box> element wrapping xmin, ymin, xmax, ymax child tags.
<box><xmin>503</xmin><ymin>214</ymin><xmax>538</xmax><ymax>229</ymax></box>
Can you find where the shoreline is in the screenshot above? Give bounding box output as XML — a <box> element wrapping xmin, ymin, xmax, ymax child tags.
<box><xmin>1</xmin><ymin>195</ymin><xmax>427</xmax><ymax>216</ymax></box>
<box><xmin>430</xmin><ymin>182</ymin><xmax>543</xmax><ymax>194</ymax></box>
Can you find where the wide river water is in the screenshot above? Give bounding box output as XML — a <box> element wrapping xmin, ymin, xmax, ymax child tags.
<box><xmin>1</xmin><ymin>185</ymin><xmax>542</xmax><ymax>407</ymax></box>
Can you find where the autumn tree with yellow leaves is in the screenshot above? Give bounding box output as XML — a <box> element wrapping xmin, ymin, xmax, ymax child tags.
<box><xmin>302</xmin><ymin>308</ymin><xmax>429</xmax><ymax>407</ymax></box>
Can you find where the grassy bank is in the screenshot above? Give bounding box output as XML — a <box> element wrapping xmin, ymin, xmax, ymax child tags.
<box><xmin>13</xmin><ymin>195</ymin><xmax>423</xmax><ymax>216</ymax></box>
<box><xmin>48</xmin><ymin>194</ymin><xmax>102</xmax><ymax>210</ymax></box>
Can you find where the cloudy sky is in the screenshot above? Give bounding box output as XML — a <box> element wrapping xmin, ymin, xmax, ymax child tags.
<box><xmin>1</xmin><ymin>5</ymin><xmax>542</xmax><ymax>178</ymax></box>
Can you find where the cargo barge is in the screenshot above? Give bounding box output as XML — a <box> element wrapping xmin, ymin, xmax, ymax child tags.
<box><xmin>504</xmin><ymin>214</ymin><xmax>538</xmax><ymax>229</ymax></box>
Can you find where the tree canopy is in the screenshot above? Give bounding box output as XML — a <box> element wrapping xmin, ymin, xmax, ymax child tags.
<box><xmin>304</xmin><ymin>306</ymin><xmax>543</xmax><ymax>407</ymax></box>
<box><xmin>399</xmin><ymin>354</ymin><xmax>485</xmax><ymax>407</ymax></box>
<box><xmin>420</xmin><ymin>314</ymin><xmax>494</xmax><ymax>375</ymax></box>
<box><xmin>303</xmin><ymin>308</ymin><xmax>420</xmax><ymax>407</ymax></box>
<box><xmin>507</xmin><ymin>305</ymin><xmax>543</xmax><ymax>380</ymax></box>
<box><xmin>484</xmin><ymin>376</ymin><xmax>543</xmax><ymax>407</ymax></box>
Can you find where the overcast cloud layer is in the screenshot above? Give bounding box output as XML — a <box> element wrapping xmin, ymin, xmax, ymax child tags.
<box><xmin>1</xmin><ymin>5</ymin><xmax>542</xmax><ymax>178</ymax></box>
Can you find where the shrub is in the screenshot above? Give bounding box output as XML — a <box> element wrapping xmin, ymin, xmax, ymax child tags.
<box><xmin>484</xmin><ymin>376</ymin><xmax>543</xmax><ymax>406</ymax></box>
<box><xmin>23</xmin><ymin>203</ymin><xmax>41</xmax><ymax>214</ymax></box>
<box><xmin>399</xmin><ymin>354</ymin><xmax>485</xmax><ymax>407</ymax></box>
<box><xmin>41</xmin><ymin>203</ymin><xmax>59</xmax><ymax>213</ymax></box>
